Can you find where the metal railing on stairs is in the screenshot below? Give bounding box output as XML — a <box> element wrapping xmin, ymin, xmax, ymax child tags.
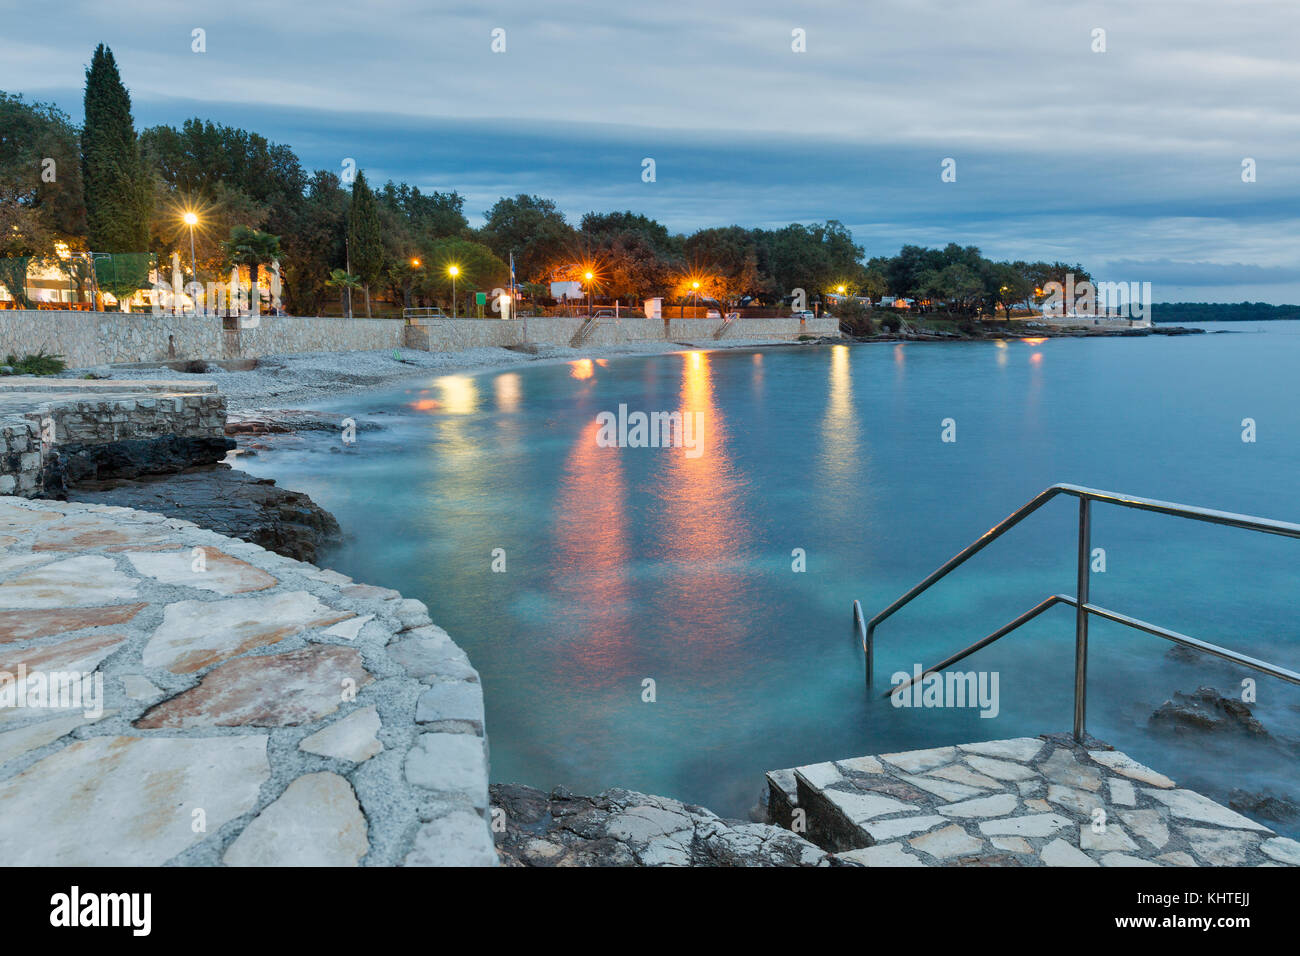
<box><xmin>855</xmin><ymin>483</ymin><xmax>1300</xmax><ymax>742</ymax></box>
<box><xmin>570</xmin><ymin>317</ymin><xmax>598</xmax><ymax>347</ymax></box>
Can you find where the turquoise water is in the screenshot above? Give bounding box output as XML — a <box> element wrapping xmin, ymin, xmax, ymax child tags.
<box><xmin>239</xmin><ymin>322</ymin><xmax>1300</xmax><ymax>830</ymax></box>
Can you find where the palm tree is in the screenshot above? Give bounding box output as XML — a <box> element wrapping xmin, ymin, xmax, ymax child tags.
<box><xmin>223</xmin><ymin>226</ymin><xmax>281</xmax><ymax>312</ymax></box>
<box><xmin>326</xmin><ymin>268</ymin><xmax>361</xmax><ymax>318</ymax></box>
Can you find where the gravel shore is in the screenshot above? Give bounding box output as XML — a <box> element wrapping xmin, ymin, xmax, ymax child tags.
<box><xmin>64</xmin><ymin>338</ymin><xmax>813</xmax><ymax>412</ymax></box>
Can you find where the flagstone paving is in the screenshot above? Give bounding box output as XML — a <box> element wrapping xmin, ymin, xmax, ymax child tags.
<box><xmin>0</xmin><ymin>495</ymin><xmax>495</xmax><ymax>866</ymax></box>
<box><xmin>768</xmin><ymin>735</ymin><xmax>1299</xmax><ymax>866</ymax></box>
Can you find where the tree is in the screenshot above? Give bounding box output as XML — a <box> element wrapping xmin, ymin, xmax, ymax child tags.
<box><xmin>0</xmin><ymin>93</ymin><xmax>86</xmax><ymax>244</ymax></box>
<box><xmin>81</xmin><ymin>45</ymin><xmax>150</xmax><ymax>256</ymax></box>
<box><xmin>417</xmin><ymin>237</ymin><xmax>507</xmax><ymax>309</ymax></box>
<box><xmin>280</xmin><ymin>170</ymin><xmax>348</xmax><ymax>315</ymax></box>
<box><xmin>580</xmin><ymin>210</ymin><xmax>682</xmax><ymax>301</ymax></box>
<box><xmin>346</xmin><ymin>170</ymin><xmax>384</xmax><ymax>316</ymax></box>
<box><xmin>0</xmin><ymin>202</ymin><xmax>48</xmax><ymax>307</ymax></box>
<box><xmin>326</xmin><ymin>268</ymin><xmax>361</xmax><ymax>318</ymax></box>
<box><xmin>481</xmin><ymin>194</ymin><xmax>574</xmax><ymax>282</ymax></box>
<box><xmin>222</xmin><ymin>225</ymin><xmax>281</xmax><ymax>310</ymax></box>
<box><xmin>380</xmin><ymin>181</ymin><xmax>468</xmax><ymax>240</ymax></box>
<box><xmin>992</xmin><ymin>263</ymin><xmax>1033</xmax><ymax>318</ymax></box>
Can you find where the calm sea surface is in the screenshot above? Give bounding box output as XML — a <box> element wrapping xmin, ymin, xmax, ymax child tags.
<box><xmin>239</xmin><ymin>321</ymin><xmax>1300</xmax><ymax>831</ymax></box>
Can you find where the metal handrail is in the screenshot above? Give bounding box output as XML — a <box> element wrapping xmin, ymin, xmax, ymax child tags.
<box><xmin>859</xmin><ymin>483</ymin><xmax>1300</xmax><ymax>741</ymax></box>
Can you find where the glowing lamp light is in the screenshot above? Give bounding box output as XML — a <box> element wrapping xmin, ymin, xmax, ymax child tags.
<box><xmin>182</xmin><ymin>212</ymin><xmax>198</xmax><ymax>226</ymax></box>
<box><xmin>411</xmin><ymin>258</ymin><xmax>421</xmax><ymax>267</ymax></box>
<box><xmin>448</xmin><ymin>265</ymin><xmax>460</xmax><ymax>277</ymax></box>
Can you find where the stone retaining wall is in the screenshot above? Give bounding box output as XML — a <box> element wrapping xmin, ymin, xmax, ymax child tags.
<box><xmin>0</xmin><ymin>310</ymin><xmax>838</xmax><ymax>365</ymax></box>
<box><xmin>0</xmin><ymin>379</ymin><xmax>227</xmax><ymax>497</ymax></box>
<box><xmin>406</xmin><ymin>315</ymin><xmax>839</xmax><ymax>351</ymax></box>
<box><xmin>0</xmin><ymin>311</ymin><xmax>405</xmax><ymax>366</ymax></box>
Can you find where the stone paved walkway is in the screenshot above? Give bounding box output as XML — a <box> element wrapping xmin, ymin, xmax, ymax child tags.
<box><xmin>768</xmin><ymin>736</ymin><xmax>1300</xmax><ymax>866</ymax></box>
<box><xmin>0</xmin><ymin>495</ymin><xmax>495</xmax><ymax>866</ymax></box>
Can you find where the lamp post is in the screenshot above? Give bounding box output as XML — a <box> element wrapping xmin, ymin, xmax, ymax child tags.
<box><xmin>449</xmin><ymin>265</ymin><xmax>459</xmax><ymax>318</ymax></box>
<box><xmin>183</xmin><ymin>212</ymin><xmax>198</xmax><ymax>283</ymax></box>
<box><xmin>691</xmin><ymin>279</ymin><xmax>700</xmax><ymax>315</ymax></box>
<box><xmin>584</xmin><ymin>271</ymin><xmax>594</xmax><ymax>316</ymax></box>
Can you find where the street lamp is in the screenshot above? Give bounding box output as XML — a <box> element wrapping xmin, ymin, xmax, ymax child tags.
<box><xmin>836</xmin><ymin>284</ymin><xmax>846</xmax><ymax>295</ymax></box>
<box><xmin>448</xmin><ymin>265</ymin><xmax>460</xmax><ymax>317</ymax></box>
<box><xmin>182</xmin><ymin>212</ymin><xmax>198</xmax><ymax>283</ymax></box>
<box><xmin>585</xmin><ymin>270</ymin><xmax>594</xmax><ymax>316</ymax></box>
<box><xmin>691</xmin><ymin>279</ymin><xmax>700</xmax><ymax>314</ymax></box>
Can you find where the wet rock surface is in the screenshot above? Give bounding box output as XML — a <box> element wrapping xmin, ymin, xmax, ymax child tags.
<box><xmin>50</xmin><ymin>435</ymin><xmax>236</xmax><ymax>488</ymax></box>
<box><xmin>66</xmin><ymin>465</ymin><xmax>341</xmax><ymax>563</ymax></box>
<box><xmin>490</xmin><ymin>783</ymin><xmax>829</xmax><ymax>867</ymax></box>
<box><xmin>1229</xmin><ymin>789</ymin><xmax>1300</xmax><ymax>823</ymax></box>
<box><xmin>225</xmin><ymin>408</ymin><xmax>383</xmax><ymax>436</ymax></box>
<box><xmin>1151</xmin><ymin>686</ymin><xmax>1269</xmax><ymax>736</ymax></box>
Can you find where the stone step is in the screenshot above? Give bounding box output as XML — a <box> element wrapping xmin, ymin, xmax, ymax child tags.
<box><xmin>766</xmin><ymin>736</ymin><xmax>1300</xmax><ymax>867</ymax></box>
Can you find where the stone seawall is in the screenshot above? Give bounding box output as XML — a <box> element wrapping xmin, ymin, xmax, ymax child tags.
<box><xmin>0</xmin><ymin>311</ymin><xmax>405</xmax><ymax>366</ymax></box>
<box><xmin>0</xmin><ymin>310</ymin><xmax>838</xmax><ymax>365</ymax></box>
<box><xmin>406</xmin><ymin>315</ymin><xmax>840</xmax><ymax>351</ymax></box>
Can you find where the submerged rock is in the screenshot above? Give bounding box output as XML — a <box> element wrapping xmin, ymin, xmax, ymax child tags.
<box><xmin>1150</xmin><ymin>686</ymin><xmax>1268</xmax><ymax>736</ymax></box>
<box><xmin>66</xmin><ymin>464</ymin><xmax>341</xmax><ymax>563</ymax></box>
<box><xmin>225</xmin><ymin>409</ymin><xmax>382</xmax><ymax>436</ymax></box>
<box><xmin>490</xmin><ymin>783</ymin><xmax>829</xmax><ymax>867</ymax></box>
<box><xmin>1229</xmin><ymin>789</ymin><xmax>1300</xmax><ymax>823</ymax></box>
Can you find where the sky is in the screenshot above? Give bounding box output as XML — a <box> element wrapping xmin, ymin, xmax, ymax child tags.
<box><xmin>3</xmin><ymin>0</ymin><xmax>1298</xmax><ymax>302</ymax></box>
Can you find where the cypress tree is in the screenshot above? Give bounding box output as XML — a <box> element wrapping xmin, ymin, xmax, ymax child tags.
<box><xmin>346</xmin><ymin>170</ymin><xmax>384</xmax><ymax>317</ymax></box>
<box><xmin>81</xmin><ymin>44</ymin><xmax>149</xmax><ymax>253</ymax></box>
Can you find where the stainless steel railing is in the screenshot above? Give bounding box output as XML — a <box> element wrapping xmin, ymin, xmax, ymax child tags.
<box><xmin>857</xmin><ymin>483</ymin><xmax>1300</xmax><ymax>741</ymax></box>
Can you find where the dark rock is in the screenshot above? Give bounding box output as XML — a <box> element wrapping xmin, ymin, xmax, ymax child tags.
<box><xmin>225</xmin><ymin>409</ymin><xmax>382</xmax><ymax>436</ymax></box>
<box><xmin>488</xmin><ymin>782</ymin><xmax>827</xmax><ymax>867</ymax></box>
<box><xmin>56</xmin><ymin>435</ymin><xmax>235</xmax><ymax>485</ymax></box>
<box><xmin>65</xmin><ymin>464</ymin><xmax>341</xmax><ymax>563</ymax></box>
<box><xmin>1228</xmin><ymin>789</ymin><xmax>1300</xmax><ymax>823</ymax></box>
<box><xmin>1151</xmin><ymin>686</ymin><xmax>1268</xmax><ymax>736</ymax></box>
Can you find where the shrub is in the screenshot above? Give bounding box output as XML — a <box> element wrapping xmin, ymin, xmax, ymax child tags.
<box><xmin>2</xmin><ymin>350</ymin><xmax>67</xmax><ymax>375</ymax></box>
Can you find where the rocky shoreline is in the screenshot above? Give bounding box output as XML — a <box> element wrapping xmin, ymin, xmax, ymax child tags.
<box><xmin>837</xmin><ymin>323</ymin><xmax>1210</xmax><ymax>344</ymax></box>
<box><xmin>67</xmin><ymin>466</ymin><xmax>342</xmax><ymax>564</ymax></box>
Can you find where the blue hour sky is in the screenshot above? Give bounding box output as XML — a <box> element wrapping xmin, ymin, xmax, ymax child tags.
<box><xmin>3</xmin><ymin>0</ymin><xmax>1298</xmax><ymax>301</ymax></box>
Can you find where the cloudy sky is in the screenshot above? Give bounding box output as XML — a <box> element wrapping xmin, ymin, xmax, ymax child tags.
<box><xmin>4</xmin><ymin>0</ymin><xmax>1298</xmax><ymax>301</ymax></box>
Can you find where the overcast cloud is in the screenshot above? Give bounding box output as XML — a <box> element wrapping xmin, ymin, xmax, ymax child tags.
<box><xmin>3</xmin><ymin>0</ymin><xmax>1297</xmax><ymax>300</ymax></box>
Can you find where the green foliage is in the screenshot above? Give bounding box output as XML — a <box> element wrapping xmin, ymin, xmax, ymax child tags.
<box><xmin>2</xmin><ymin>350</ymin><xmax>66</xmax><ymax>375</ymax></box>
<box><xmin>325</xmin><ymin>267</ymin><xmax>361</xmax><ymax>316</ymax></box>
<box><xmin>93</xmin><ymin>251</ymin><xmax>153</xmax><ymax>303</ymax></box>
<box><xmin>1150</xmin><ymin>302</ymin><xmax>1300</xmax><ymax>322</ymax></box>
<box><xmin>419</xmin><ymin>237</ymin><xmax>508</xmax><ymax>301</ymax></box>
<box><xmin>223</xmin><ymin>225</ymin><xmax>281</xmax><ymax>285</ymax></box>
<box><xmin>81</xmin><ymin>45</ymin><xmax>150</xmax><ymax>255</ymax></box>
<box><xmin>0</xmin><ymin>92</ymin><xmax>86</xmax><ymax>243</ymax></box>
<box><xmin>0</xmin><ymin>253</ymin><xmax>31</xmax><ymax>308</ymax></box>
<box><xmin>346</xmin><ymin>170</ymin><xmax>384</xmax><ymax>315</ymax></box>
<box><xmin>278</xmin><ymin>171</ymin><xmax>348</xmax><ymax>314</ymax></box>
<box><xmin>835</xmin><ymin>298</ymin><xmax>874</xmax><ymax>335</ymax></box>
<box><xmin>481</xmin><ymin>195</ymin><xmax>574</xmax><ymax>282</ymax></box>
